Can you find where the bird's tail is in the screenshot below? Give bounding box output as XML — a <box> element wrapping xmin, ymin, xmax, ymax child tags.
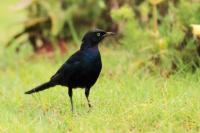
<box><xmin>25</xmin><ymin>81</ymin><xmax>55</xmax><ymax>94</ymax></box>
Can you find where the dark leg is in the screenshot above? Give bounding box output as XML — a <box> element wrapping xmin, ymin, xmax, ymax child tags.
<box><xmin>85</xmin><ymin>88</ymin><xmax>92</xmax><ymax>108</ymax></box>
<box><xmin>68</xmin><ymin>88</ymin><xmax>74</xmax><ymax>112</ymax></box>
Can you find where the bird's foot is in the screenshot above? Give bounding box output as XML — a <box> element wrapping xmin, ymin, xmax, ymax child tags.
<box><xmin>88</xmin><ymin>103</ymin><xmax>92</xmax><ymax>108</ymax></box>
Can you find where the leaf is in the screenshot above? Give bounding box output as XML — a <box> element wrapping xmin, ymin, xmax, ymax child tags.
<box><xmin>24</xmin><ymin>17</ymin><xmax>49</xmax><ymax>28</ymax></box>
<box><xmin>39</xmin><ymin>0</ymin><xmax>65</xmax><ymax>36</ymax></box>
<box><xmin>11</xmin><ymin>0</ymin><xmax>35</xmax><ymax>11</ymax></box>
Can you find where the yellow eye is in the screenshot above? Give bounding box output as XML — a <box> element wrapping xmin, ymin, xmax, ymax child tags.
<box><xmin>97</xmin><ymin>33</ymin><xmax>101</xmax><ymax>37</ymax></box>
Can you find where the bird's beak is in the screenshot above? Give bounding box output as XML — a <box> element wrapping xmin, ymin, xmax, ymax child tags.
<box><xmin>103</xmin><ymin>32</ymin><xmax>115</xmax><ymax>37</ymax></box>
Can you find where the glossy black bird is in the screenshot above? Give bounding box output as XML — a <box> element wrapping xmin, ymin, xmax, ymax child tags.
<box><xmin>25</xmin><ymin>29</ymin><xmax>114</xmax><ymax>111</ymax></box>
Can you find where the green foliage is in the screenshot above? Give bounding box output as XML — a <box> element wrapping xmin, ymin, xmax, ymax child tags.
<box><xmin>159</xmin><ymin>3</ymin><xmax>184</xmax><ymax>47</ymax></box>
<box><xmin>10</xmin><ymin>0</ymin><xmax>107</xmax><ymax>48</ymax></box>
<box><xmin>111</xmin><ymin>5</ymin><xmax>152</xmax><ymax>56</ymax></box>
<box><xmin>110</xmin><ymin>0</ymin><xmax>200</xmax><ymax>72</ymax></box>
<box><xmin>177</xmin><ymin>0</ymin><xmax>200</xmax><ymax>26</ymax></box>
<box><xmin>111</xmin><ymin>5</ymin><xmax>134</xmax><ymax>21</ymax></box>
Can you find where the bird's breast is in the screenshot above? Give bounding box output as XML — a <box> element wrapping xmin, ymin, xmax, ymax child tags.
<box><xmin>67</xmin><ymin>48</ymin><xmax>102</xmax><ymax>88</ymax></box>
<box><xmin>78</xmin><ymin>51</ymin><xmax>102</xmax><ymax>87</ymax></box>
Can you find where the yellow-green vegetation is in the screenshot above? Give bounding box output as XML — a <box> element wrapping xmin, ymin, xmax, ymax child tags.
<box><xmin>1</xmin><ymin>0</ymin><xmax>200</xmax><ymax>133</ymax></box>
<box><xmin>1</xmin><ymin>46</ymin><xmax>200</xmax><ymax>133</ymax></box>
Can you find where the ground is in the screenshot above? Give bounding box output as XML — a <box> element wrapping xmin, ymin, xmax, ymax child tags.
<box><xmin>0</xmin><ymin>1</ymin><xmax>200</xmax><ymax>133</ymax></box>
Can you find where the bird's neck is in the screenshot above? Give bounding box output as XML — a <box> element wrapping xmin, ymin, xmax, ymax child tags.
<box><xmin>80</xmin><ymin>41</ymin><xmax>99</xmax><ymax>51</ymax></box>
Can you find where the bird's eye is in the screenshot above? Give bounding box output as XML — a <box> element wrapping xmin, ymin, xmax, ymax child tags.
<box><xmin>97</xmin><ymin>33</ymin><xmax>101</xmax><ymax>37</ymax></box>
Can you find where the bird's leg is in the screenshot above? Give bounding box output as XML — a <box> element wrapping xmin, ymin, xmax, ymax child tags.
<box><xmin>85</xmin><ymin>88</ymin><xmax>92</xmax><ymax>108</ymax></box>
<box><xmin>68</xmin><ymin>88</ymin><xmax>74</xmax><ymax>112</ymax></box>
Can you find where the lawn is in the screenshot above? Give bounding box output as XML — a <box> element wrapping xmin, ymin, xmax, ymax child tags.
<box><xmin>0</xmin><ymin>1</ymin><xmax>200</xmax><ymax>133</ymax></box>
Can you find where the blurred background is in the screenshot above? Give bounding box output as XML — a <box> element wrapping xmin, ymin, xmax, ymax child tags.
<box><xmin>1</xmin><ymin>0</ymin><xmax>200</xmax><ymax>132</ymax></box>
<box><xmin>1</xmin><ymin>0</ymin><xmax>200</xmax><ymax>74</ymax></box>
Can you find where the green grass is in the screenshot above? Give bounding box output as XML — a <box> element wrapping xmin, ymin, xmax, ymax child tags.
<box><xmin>1</xmin><ymin>46</ymin><xmax>200</xmax><ymax>133</ymax></box>
<box><xmin>1</xmin><ymin>1</ymin><xmax>200</xmax><ymax>133</ymax></box>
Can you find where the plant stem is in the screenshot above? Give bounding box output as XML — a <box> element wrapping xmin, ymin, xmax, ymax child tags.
<box><xmin>67</xmin><ymin>19</ymin><xmax>80</xmax><ymax>45</ymax></box>
<box><xmin>153</xmin><ymin>4</ymin><xmax>158</xmax><ymax>34</ymax></box>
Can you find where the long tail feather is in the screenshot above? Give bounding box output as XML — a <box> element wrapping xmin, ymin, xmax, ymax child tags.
<box><xmin>25</xmin><ymin>81</ymin><xmax>55</xmax><ymax>94</ymax></box>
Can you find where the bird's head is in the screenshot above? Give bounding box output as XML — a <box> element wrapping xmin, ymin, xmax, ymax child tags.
<box><xmin>81</xmin><ymin>29</ymin><xmax>115</xmax><ymax>49</ymax></box>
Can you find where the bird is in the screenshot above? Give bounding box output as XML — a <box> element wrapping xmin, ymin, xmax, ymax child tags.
<box><xmin>25</xmin><ymin>29</ymin><xmax>114</xmax><ymax>112</ymax></box>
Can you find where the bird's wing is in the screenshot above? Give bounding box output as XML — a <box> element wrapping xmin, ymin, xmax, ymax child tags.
<box><xmin>50</xmin><ymin>51</ymin><xmax>83</xmax><ymax>81</ymax></box>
